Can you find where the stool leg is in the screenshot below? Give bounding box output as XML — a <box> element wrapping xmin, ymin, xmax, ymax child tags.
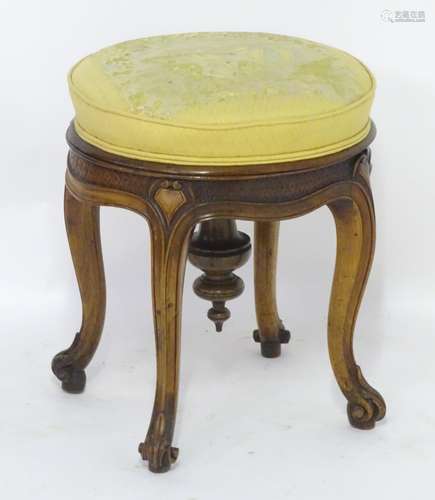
<box><xmin>328</xmin><ymin>191</ymin><xmax>386</xmax><ymax>430</ymax></box>
<box><xmin>139</xmin><ymin>220</ymin><xmax>191</xmax><ymax>473</ymax></box>
<box><xmin>252</xmin><ymin>221</ymin><xmax>290</xmax><ymax>358</ymax></box>
<box><xmin>52</xmin><ymin>186</ymin><xmax>106</xmax><ymax>393</ymax></box>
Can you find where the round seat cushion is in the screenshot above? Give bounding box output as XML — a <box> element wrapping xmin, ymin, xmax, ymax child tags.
<box><xmin>69</xmin><ymin>32</ymin><xmax>375</xmax><ymax>166</ymax></box>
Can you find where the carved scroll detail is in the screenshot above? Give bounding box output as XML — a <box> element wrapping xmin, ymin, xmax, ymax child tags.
<box><xmin>353</xmin><ymin>149</ymin><xmax>372</xmax><ymax>184</ymax></box>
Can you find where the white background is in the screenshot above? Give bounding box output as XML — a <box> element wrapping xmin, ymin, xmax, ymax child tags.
<box><xmin>1</xmin><ymin>1</ymin><xmax>434</xmax><ymax>498</ymax></box>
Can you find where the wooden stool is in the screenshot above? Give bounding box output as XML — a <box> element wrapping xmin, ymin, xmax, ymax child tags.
<box><xmin>52</xmin><ymin>33</ymin><xmax>386</xmax><ymax>473</ymax></box>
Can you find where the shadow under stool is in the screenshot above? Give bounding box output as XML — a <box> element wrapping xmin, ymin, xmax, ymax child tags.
<box><xmin>52</xmin><ymin>32</ymin><xmax>386</xmax><ymax>473</ymax></box>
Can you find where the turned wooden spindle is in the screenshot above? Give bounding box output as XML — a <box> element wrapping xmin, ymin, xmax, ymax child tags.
<box><xmin>188</xmin><ymin>220</ymin><xmax>251</xmax><ymax>331</ymax></box>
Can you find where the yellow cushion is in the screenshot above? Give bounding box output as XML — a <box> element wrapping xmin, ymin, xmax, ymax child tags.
<box><xmin>69</xmin><ymin>32</ymin><xmax>375</xmax><ymax>166</ymax></box>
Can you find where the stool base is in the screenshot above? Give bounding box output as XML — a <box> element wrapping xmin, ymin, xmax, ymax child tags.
<box><xmin>51</xmin><ymin>123</ymin><xmax>386</xmax><ymax>473</ymax></box>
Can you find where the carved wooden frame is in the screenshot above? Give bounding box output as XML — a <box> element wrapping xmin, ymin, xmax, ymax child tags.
<box><xmin>52</xmin><ymin>122</ymin><xmax>386</xmax><ymax>473</ymax></box>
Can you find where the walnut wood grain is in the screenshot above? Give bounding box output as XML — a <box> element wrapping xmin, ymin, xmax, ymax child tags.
<box><xmin>137</xmin><ymin>199</ymin><xmax>192</xmax><ymax>472</ymax></box>
<box><xmin>252</xmin><ymin>221</ymin><xmax>290</xmax><ymax>357</ymax></box>
<box><xmin>52</xmin><ymin>186</ymin><xmax>106</xmax><ymax>393</ymax></box>
<box><xmin>52</xmin><ymin>121</ymin><xmax>385</xmax><ymax>472</ymax></box>
<box><xmin>327</xmin><ymin>154</ymin><xmax>386</xmax><ymax>429</ymax></box>
<box><xmin>188</xmin><ymin>219</ymin><xmax>251</xmax><ymax>331</ymax></box>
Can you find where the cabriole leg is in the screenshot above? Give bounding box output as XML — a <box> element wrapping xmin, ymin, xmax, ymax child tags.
<box><xmin>327</xmin><ymin>182</ymin><xmax>386</xmax><ymax>429</ymax></box>
<box><xmin>138</xmin><ymin>218</ymin><xmax>191</xmax><ymax>473</ymax></box>
<box><xmin>52</xmin><ymin>186</ymin><xmax>106</xmax><ymax>393</ymax></box>
<box><xmin>253</xmin><ymin>221</ymin><xmax>290</xmax><ymax>358</ymax></box>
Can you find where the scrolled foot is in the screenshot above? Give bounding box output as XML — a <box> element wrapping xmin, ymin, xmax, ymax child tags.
<box><xmin>253</xmin><ymin>326</ymin><xmax>291</xmax><ymax>358</ymax></box>
<box><xmin>51</xmin><ymin>333</ymin><xmax>86</xmax><ymax>394</ymax></box>
<box><xmin>346</xmin><ymin>366</ymin><xmax>386</xmax><ymax>430</ymax></box>
<box><xmin>138</xmin><ymin>441</ymin><xmax>179</xmax><ymax>473</ymax></box>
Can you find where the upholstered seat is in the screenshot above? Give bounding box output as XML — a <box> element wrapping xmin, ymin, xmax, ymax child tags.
<box><xmin>69</xmin><ymin>32</ymin><xmax>375</xmax><ymax>166</ymax></box>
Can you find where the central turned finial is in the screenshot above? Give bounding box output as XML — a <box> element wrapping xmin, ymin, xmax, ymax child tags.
<box><xmin>188</xmin><ymin>220</ymin><xmax>251</xmax><ymax>331</ymax></box>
